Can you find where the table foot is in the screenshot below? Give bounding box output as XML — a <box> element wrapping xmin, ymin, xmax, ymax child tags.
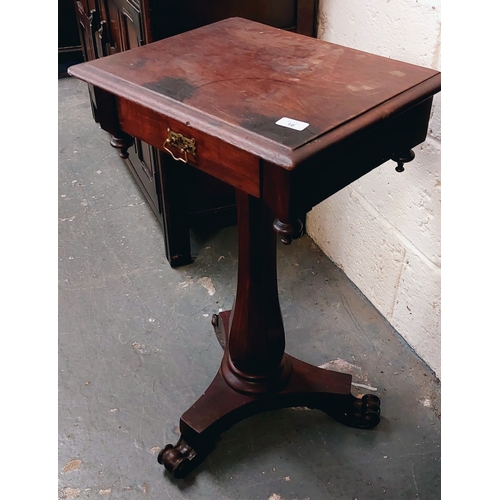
<box><xmin>157</xmin><ymin>370</ymin><xmax>255</xmax><ymax>478</ymax></box>
<box><xmin>314</xmin><ymin>392</ymin><xmax>381</xmax><ymax>430</ymax></box>
<box><xmin>157</xmin><ymin>436</ymin><xmax>212</xmax><ymax>479</ymax></box>
<box><xmin>158</xmin><ymin>313</ymin><xmax>381</xmax><ymax>478</ymax></box>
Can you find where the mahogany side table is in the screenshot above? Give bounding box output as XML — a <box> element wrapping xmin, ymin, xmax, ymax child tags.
<box><xmin>68</xmin><ymin>17</ymin><xmax>441</xmax><ymax>479</ymax></box>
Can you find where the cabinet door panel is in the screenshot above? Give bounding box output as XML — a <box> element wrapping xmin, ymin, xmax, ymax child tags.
<box><xmin>106</xmin><ymin>0</ymin><xmax>161</xmax><ymax>220</ymax></box>
<box><xmin>75</xmin><ymin>1</ymin><xmax>102</xmax><ymax>120</ymax></box>
<box><xmin>75</xmin><ymin>1</ymin><xmax>98</xmax><ymax>61</ymax></box>
<box><xmin>60</xmin><ymin>0</ymin><xmax>81</xmax><ymax>51</ymax></box>
<box><xmin>106</xmin><ymin>0</ymin><xmax>143</xmax><ymax>50</ymax></box>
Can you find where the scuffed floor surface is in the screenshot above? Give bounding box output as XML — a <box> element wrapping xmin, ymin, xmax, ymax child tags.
<box><xmin>59</xmin><ymin>77</ymin><xmax>441</xmax><ymax>500</ymax></box>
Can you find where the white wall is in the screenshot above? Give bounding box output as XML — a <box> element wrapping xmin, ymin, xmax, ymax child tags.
<box><xmin>308</xmin><ymin>0</ymin><xmax>441</xmax><ymax>378</ymax></box>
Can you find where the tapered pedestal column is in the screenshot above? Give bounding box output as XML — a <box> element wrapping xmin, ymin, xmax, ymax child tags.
<box><xmin>158</xmin><ymin>191</ymin><xmax>380</xmax><ymax>478</ymax></box>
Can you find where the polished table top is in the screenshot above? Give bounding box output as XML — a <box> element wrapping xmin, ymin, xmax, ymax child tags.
<box><xmin>69</xmin><ymin>17</ymin><xmax>440</xmax><ymax>168</ymax></box>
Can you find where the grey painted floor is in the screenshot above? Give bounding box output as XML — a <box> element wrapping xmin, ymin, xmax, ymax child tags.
<box><xmin>58</xmin><ymin>77</ymin><xmax>441</xmax><ymax>500</ymax></box>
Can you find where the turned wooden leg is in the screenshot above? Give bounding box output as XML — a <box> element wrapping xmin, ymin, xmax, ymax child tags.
<box><xmin>220</xmin><ymin>190</ymin><xmax>291</xmax><ymax>394</ymax></box>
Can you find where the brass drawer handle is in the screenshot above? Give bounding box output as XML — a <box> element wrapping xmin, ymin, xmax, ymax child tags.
<box><xmin>163</xmin><ymin>128</ymin><xmax>196</xmax><ymax>163</ymax></box>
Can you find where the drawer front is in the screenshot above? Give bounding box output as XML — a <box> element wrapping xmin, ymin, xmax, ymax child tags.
<box><xmin>116</xmin><ymin>97</ymin><xmax>260</xmax><ymax>197</ymax></box>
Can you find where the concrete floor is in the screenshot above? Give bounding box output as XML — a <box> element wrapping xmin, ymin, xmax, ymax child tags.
<box><xmin>58</xmin><ymin>77</ymin><xmax>441</xmax><ymax>500</ymax></box>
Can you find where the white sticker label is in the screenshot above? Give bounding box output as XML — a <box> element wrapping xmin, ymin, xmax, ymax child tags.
<box><xmin>275</xmin><ymin>117</ymin><xmax>310</xmax><ymax>131</ymax></box>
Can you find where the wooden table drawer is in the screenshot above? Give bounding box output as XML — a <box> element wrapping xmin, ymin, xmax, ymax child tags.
<box><xmin>116</xmin><ymin>97</ymin><xmax>260</xmax><ymax>198</ymax></box>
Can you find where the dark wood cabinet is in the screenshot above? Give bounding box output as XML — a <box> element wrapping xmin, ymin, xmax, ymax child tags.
<box><xmin>59</xmin><ymin>0</ymin><xmax>84</xmax><ymax>76</ymax></box>
<box><xmin>73</xmin><ymin>0</ymin><xmax>318</xmax><ymax>266</ymax></box>
<box><xmin>59</xmin><ymin>0</ymin><xmax>82</xmax><ymax>53</ymax></box>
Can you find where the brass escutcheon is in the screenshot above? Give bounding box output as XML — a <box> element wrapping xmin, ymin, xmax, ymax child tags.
<box><xmin>163</xmin><ymin>128</ymin><xmax>197</xmax><ymax>163</ymax></box>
